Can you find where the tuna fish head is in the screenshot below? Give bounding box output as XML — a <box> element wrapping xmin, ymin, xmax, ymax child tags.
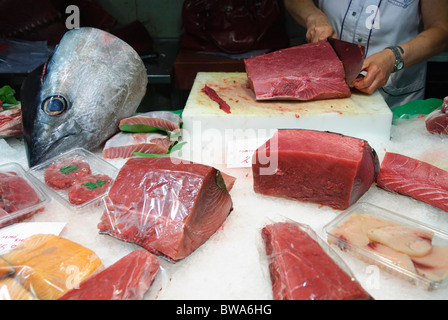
<box><xmin>21</xmin><ymin>27</ymin><xmax>148</xmax><ymax>167</ymax></box>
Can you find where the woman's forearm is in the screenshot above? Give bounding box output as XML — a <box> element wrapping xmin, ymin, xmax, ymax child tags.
<box><xmin>400</xmin><ymin>27</ymin><xmax>448</xmax><ymax>68</ymax></box>
<box><xmin>284</xmin><ymin>0</ymin><xmax>322</xmax><ymax>28</ymax></box>
<box><xmin>396</xmin><ymin>0</ymin><xmax>448</xmax><ymax>68</ymax></box>
<box><xmin>284</xmin><ymin>0</ymin><xmax>336</xmax><ymax>42</ymax></box>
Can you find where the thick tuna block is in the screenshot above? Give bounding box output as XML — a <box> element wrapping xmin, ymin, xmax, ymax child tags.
<box><xmin>262</xmin><ymin>222</ymin><xmax>371</xmax><ymax>300</ymax></box>
<box><xmin>59</xmin><ymin>250</ymin><xmax>160</xmax><ymax>300</ymax></box>
<box><xmin>252</xmin><ymin>129</ymin><xmax>379</xmax><ymax>210</ymax></box>
<box><xmin>98</xmin><ymin>157</ymin><xmax>234</xmax><ymax>262</ymax></box>
<box><xmin>376</xmin><ymin>152</ymin><xmax>448</xmax><ymax>212</ymax></box>
<box><xmin>244</xmin><ymin>42</ymin><xmax>351</xmax><ymax>101</ymax></box>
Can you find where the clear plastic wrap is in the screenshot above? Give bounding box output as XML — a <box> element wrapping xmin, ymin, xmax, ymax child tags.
<box><xmin>0</xmin><ymin>162</ymin><xmax>49</xmax><ymax>229</ymax></box>
<box><xmin>98</xmin><ymin>157</ymin><xmax>234</xmax><ymax>262</ymax></box>
<box><xmin>59</xmin><ymin>249</ymin><xmax>162</xmax><ymax>300</ymax></box>
<box><xmin>261</xmin><ymin>219</ymin><xmax>372</xmax><ymax>300</ymax></box>
<box><xmin>0</xmin><ymin>234</ymin><xmax>103</xmax><ymax>300</ymax></box>
<box><xmin>261</xmin><ymin>221</ymin><xmax>371</xmax><ymax>300</ymax></box>
<box><xmin>324</xmin><ymin>202</ymin><xmax>448</xmax><ymax>290</ymax></box>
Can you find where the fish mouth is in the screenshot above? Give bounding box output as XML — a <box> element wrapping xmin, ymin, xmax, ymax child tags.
<box><xmin>28</xmin><ymin>120</ymin><xmax>83</xmax><ymax>166</ymax></box>
<box><xmin>28</xmin><ymin>135</ymin><xmax>77</xmax><ymax>167</ymax></box>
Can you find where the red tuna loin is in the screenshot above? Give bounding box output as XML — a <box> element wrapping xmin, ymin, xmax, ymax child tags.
<box><xmin>262</xmin><ymin>222</ymin><xmax>371</xmax><ymax>300</ymax></box>
<box><xmin>59</xmin><ymin>250</ymin><xmax>160</xmax><ymax>300</ymax></box>
<box><xmin>376</xmin><ymin>152</ymin><xmax>448</xmax><ymax>212</ymax></box>
<box><xmin>252</xmin><ymin>129</ymin><xmax>379</xmax><ymax>210</ymax></box>
<box><xmin>97</xmin><ymin>157</ymin><xmax>234</xmax><ymax>262</ymax></box>
<box><xmin>244</xmin><ymin>41</ymin><xmax>351</xmax><ymax>101</ymax></box>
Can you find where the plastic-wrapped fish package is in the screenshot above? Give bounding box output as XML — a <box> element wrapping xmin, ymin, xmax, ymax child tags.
<box><xmin>261</xmin><ymin>219</ymin><xmax>372</xmax><ymax>300</ymax></box>
<box><xmin>0</xmin><ymin>163</ymin><xmax>48</xmax><ymax>229</ymax></box>
<box><xmin>59</xmin><ymin>249</ymin><xmax>162</xmax><ymax>300</ymax></box>
<box><xmin>98</xmin><ymin>157</ymin><xmax>235</xmax><ymax>262</ymax></box>
<box><xmin>0</xmin><ymin>234</ymin><xmax>164</xmax><ymax>300</ymax></box>
<box><xmin>0</xmin><ymin>234</ymin><xmax>103</xmax><ymax>300</ymax></box>
<box><xmin>324</xmin><ymin>203</ymin><xmax>448</xmax><ymax>290</ymax></box>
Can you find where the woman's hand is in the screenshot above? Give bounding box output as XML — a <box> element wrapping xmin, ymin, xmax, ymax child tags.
<box><xmin>353</xmin><ymin>49</ymin><xmax>396</xmax><ymax>94</ymax></box>
<box><xmin>305</xmin><ymin>11</ymin><xmax>337</xmax><ymax>42</ymax></box>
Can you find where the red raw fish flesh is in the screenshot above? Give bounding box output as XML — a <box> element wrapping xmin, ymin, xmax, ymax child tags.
<box><xmin>252</xmin><ymin>129</ymin><xmax>379</xmax><ymax>210</ymax></box>
<box><xmin>0</xmin><ymin>172</ymin><xmax>40</xmax><ymax>212</ymax></box>
<box><xmin>97</xmin><ymin>157</ymin><xmax>234</xmax><ymax>262</ymax></box>
<box><xmin>376</xmin><ymin>152</ymin><xmax>448</xmax><ymax>212</ymax></box>
<box><xmin>244</xmin><ymin>41</ymin><xmax>351</xmax><ymax>101</ymax></box>
<box><xmin>262</xmin><ymin>222</ymin><xmax>371</xmax><ymax>300</ymax></box>
<box><xmin>426</xmin><ymin>97</ymin><xmax>448</xmax><ymax>135</ymax></box>
<box><xmin>68</xmin><ymin>174</ymin><xmax>112</xmax><ymax>205</ymax></box>
<box><xmin>201</xmin><ymin>85</ymin><xmax>231</xmax><ymax>114</ymax></box>
<box><xmin>119</xmin><ymin>111</ymin><xmax>181</xmax><ymax>133</ymax></box>
<box><xmin>0</xmin><ymin>172</ymin><xmax>41</xmax><ymax>227</ymax></box>
<box><xmin>59</xmin><ymin>250</ymin><xmax>160</xmax><ymax>300</ymax></box>
<box><xmin>103</xmin><ymin>132</ymin><xmax>173</xmax><ymax>159</ymax></box>
<box><xmin>44</xmin><ymin>159</ymin><xmax>91</xmax><ymax>190</ymax></box>
<box><xmin>0</xmin><ymin>105</ymin><xmax>22</xmax><ymax>137</ymax></box>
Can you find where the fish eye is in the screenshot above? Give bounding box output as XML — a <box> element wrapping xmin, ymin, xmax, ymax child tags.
<box><xmin>42</xmin><ymin>95</ymin><xmax>69</xmax><ymax>116</ymax></box>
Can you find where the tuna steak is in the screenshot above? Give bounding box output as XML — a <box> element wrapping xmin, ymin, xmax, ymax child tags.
<box><xmin>21</xmin><ymin>27</ymin><xmax>148</xmax><ymax>167</ymax></box>
<box><xmin>262</xmin><ymin>221</ymin><xmax>371</xmax><ymax>300</ymax></box>
<box><xmin>103</xmin><ymin>132</ymin><xmax>173</xmax><ymax>159</ymax></box>
<box><xmin>44</xmin><ymin>159</ymin><xmax>91</xmax><ymax>190</ymax></box>
<box><xmin>97</xmin><ymin>157</ymin><xmax>234</xmax><ymax>262</ymax></box>
<box><xmin>67</xmin><ymin>174</ymin><xmax>112</xmax><ymax>205</ymax></box>
<box><xmin>252</xmin><ymin>129</ymin><xmax>379</xmax><ymax>210</ymax></box>
<box><xmin>59</xmin><ymin>250</ymin><xmax>160</xmax><ymax>300</ymax></box>
<box><xmin>244</xmin><ymin>41</ymin><xmax>351</xmax><ymax>101</ymax></box>
<box><xmin>119</xmin><ymin>111</ymin><xmax>181</xmax><ymax>133</ymax></box>
<box><xmin>376</xmin><ymin>152</ymin><xmax>448</xmax><ymax>212</ymax></box>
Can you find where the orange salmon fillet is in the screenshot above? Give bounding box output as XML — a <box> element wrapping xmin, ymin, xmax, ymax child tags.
<box><xmin>2</xmin><ymin>234</ymin><xmax>103</xmax><ymax>300</ymax></box>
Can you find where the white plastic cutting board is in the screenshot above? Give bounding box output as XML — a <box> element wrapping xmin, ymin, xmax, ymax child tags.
<box><xmin>181</xmin><ymin>72</ymin><xmax>392</xmax><ymax>166</ymax></box>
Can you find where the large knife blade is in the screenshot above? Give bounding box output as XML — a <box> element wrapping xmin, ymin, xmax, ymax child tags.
<box><xmin>328</xmin><ymin>38</ymin><xmax>365</xmax><ymax>86</ymax></box>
